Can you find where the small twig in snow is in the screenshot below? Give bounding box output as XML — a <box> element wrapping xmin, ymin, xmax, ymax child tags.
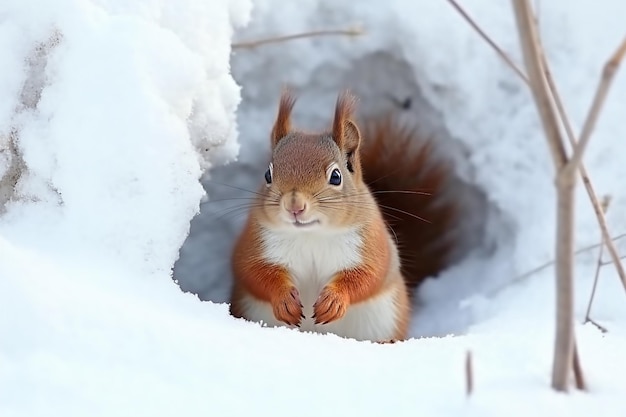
<box><xmin>584</xmin><ymin>196</ymin><xmax>611</xmax><ymax>324</ymax></box>
<box><xmin>232</xmin><ymin>27</ymin><xmax>363</xmax><ymax>49</ymax></box>
<box><xmin>465</xmin><ymin>350</ymin><xmax>474</xmax><ymax>397</ymax></box>
<box><xmin>586</xmin><ymin>318</ymin><xmax>608</xmax><ymax>334</ymax></box>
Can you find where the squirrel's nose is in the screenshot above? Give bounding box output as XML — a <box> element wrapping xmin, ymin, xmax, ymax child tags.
<box><xmin>283</xmin><ymin>193</ymin><xmax>307</xmax><ymax>218</ymax></box>
<box><xmin>285</xmin><ymin>198</ymin><xmax>306</xmax><ymax>216</ymax></box>
<box><xmin>289</xmin><ymin>204</ymin><xmax>306</xmax><ymax>216</ymax></box>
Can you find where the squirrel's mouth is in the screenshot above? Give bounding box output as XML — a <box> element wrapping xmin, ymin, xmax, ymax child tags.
<box><xmin>292</xmin><ymin>219</ymin><xmax>320</xmax><ymax>228</ymax></box>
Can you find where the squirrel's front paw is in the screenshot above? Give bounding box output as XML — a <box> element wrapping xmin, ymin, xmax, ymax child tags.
<box><xmin>272</xmin><ymin>286</ymin><xmax>304</xmax><ymax>326</ymax></box>
<box><xmin>313</xmin><ymin>285</ymin><xmax>349</xmax><ymax>325</ymax></box>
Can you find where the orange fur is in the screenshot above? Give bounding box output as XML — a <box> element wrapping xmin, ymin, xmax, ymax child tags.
<box><xmin>231</xmin><ymin>216</ymin><xmax>304</xmax><ymax>326</ymax></box>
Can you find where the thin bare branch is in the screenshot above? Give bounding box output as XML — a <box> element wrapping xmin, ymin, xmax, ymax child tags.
<box><xmin>446</xmin><ymin>0</ymin><xmax>529</xmax><ymax>84</ymax></box>
<box><xmin>585</xmin><ymin>235</ymin><xmax>605</xmax><ymax>319</ymax></box>
<box><xmin>562</xmin><ymin>37</ymin><xmax>626</xmax><ymax>182</ymax></box>
<box><xmin>512</xmin><ymin>0</ymin><xmax>575</xmax><ymax>392</ymax></box>
<box><xmin>232</xmin><ymin>27</ymin><xmax>363</xmax><ymax>49</ymax></box>
<box><xmin>585</xmin><ymin>196</ymin><xmax>611</xmax><ymax>323</ymax></box>
<box><xmin>487</xmin><ymin>232</ymin><xmax>626</xmax><ymax>297</ymax></box>
<box><xmin>599</xmin><ymin>254</ymin><xmax>626</xmax><ymax>266</ymax></box>
<box><xmin>587</xmin><ymin>318</ymin><xmax>608</xmax><ymax>333</ymax></box>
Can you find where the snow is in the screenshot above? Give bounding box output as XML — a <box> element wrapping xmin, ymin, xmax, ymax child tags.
<box><xmin>2</xmin><ymin>0</ymin><xmax>626</xmax><ymax>416</ymax></box>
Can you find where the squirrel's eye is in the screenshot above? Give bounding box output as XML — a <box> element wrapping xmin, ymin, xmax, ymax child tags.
<box><xmin>264</xmin><ymin>168</ymin><xmax>272</xmax><ymax>184</ymax></box>
<box><xmin>329</xmin><ymin>168</ymin><xmax>342</xmax><ymax>186</ymax></box>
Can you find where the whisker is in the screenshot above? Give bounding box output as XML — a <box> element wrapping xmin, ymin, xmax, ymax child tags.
<box><xmin>371</xmin><ymin>190</ymin><xmax>432</xmax><ymax>197</ymax></box>
<box><xmin>377</xmin><ymin>204</ymin><xmax>431</xmax><ymax>224</ymax></box>
<box><xmin>364</xmin><ymin>159</ymin><xmax>415</xmax><ymax>187</ymax></box>
<box><xmin>202</xmin><ymin>202</ymin><xmax>276</xmax><ymax>220</ymax></box>
<box><xmin>387</xmin><ymin>222</ymin><xmax>399</xmax><ymax>245</ymax></box>
<box><xmin>202</xmin><ymin>197</ymin><xmax>261</xmax><ymax>205</ymax></box>
<box><xmin>205</xmin><ymin>180</ymin><xmax>281</xmax><ymax>200</ymax></box>
<box><xmin>205</xmin><ymin>206</ymin><xmax>263</xmax><ymax>222</ymax></box>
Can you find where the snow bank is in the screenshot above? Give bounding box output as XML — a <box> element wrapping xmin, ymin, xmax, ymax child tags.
<box><xmin>0</xmin><ymin>0</ymin><xmax>252</xmax><ymax>413</ymax></box>
<box><xmin>0</xmin><ymin>0</ymin><xmax>250</xmax><ymax>277</ymax></box>
<box><xmin>2</xmin><ymin>0</ymin><xmax>626</xmax><ymax>415</ymax></box>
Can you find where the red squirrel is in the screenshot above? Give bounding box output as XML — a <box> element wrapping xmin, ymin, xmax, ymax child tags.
<box><xmin>229</xmin><ymin>90</ymin><xmax>459</xmax><ymax>342</ymax></box>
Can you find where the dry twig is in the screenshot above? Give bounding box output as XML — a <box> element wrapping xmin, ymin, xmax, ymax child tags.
<box><xmin>465</xmin><ymin>350</ymin><xmax>474</xmax><ymax>397</ymax></box>
<box><xmin>447</xmin><ymin>0</ymin><xmax>529</xmax><ymax>83</ymax></box>
<box><xmin>584</xmin><ymin>196</ymin><xmax>611</xmax><ymax>324</ymax></box>
<box><xmin>233</xmin><ymin>27</ymin><xmax>363</xmax><ymax>49</ymax></box>
<box><xmin>586</xmin><ymin>318</ymin><xmax>608</xmax><ymax>333</ymax></box>
<box><xmin>511</xmin><ymin>0</ymin><xmax>579</xmax><ymax>392</ymax></box>
<box><xmin>599</xmin><ymin>254</ymin><xmax>626</xmax><ymax>266</ymax></box>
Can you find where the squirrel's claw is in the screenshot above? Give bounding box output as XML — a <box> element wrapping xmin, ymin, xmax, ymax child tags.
<box><xmin>313</xmin><ymin>285</ymin><xmax>348</xmax><ymax>325</ymax></box>
<box><xmin>272</xmin><ymin>286</ymin><xmax>303</xmax><ymax>327</ymax></box>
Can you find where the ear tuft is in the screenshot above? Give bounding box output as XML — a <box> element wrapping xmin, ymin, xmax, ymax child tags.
<box><xmin>332</xmin><ymin>90</ymin><xmax>358</xmax><ymax>150</ymax></box>
<box><xmin>271</xmin><ymin>88</ymin><xmax>297</xmax><ymax>148</ymax></box>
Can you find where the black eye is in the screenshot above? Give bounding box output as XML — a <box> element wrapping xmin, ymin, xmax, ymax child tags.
<box><xmin>329</xmin><ymin>168</ymin><xmax>342</xmax><ymax>186</ymax></box>
<box><xmin>264</xmin><ymin>164</ymin><xmax>272</xmax><ymax>184</ymax></box>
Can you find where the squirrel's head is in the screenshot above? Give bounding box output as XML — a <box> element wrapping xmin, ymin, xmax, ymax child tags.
<box><xmin>259</xmin><ymin>90</ymin><xmax>369</xmax><ymax>232</ymax></box>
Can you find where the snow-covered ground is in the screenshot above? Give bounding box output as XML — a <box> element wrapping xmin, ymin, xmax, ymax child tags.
<box><xmin>2</xmin><ymin>0</ymin><xmax>626</xmax><ymax>416</ymax></box>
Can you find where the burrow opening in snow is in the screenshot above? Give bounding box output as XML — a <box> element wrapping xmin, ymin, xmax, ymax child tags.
<box><xmin>173</xmin><ymin>50</ymin><xmax>516</xmax><ymax>338</ymax></box>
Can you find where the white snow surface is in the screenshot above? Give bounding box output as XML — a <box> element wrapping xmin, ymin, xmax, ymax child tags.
<box><xmin>2</xmin><ymin>0</ymin><xmax>626</xmax><ymax>416</ymax></box>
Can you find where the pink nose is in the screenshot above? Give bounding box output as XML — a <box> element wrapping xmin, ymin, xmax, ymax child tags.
<box><xmin>289</xmin><ymin>205</ymin><xmax>305</xmax><ymax>216</ymax></box>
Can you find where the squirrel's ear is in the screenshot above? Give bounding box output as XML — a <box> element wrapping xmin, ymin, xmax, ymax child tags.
<box><xmin>342</xmin><ymin>119</ymin><xmax>361</xmax><ymax>154</ymax></box>
<box><xmin>331</xmin><ymin>90</ymin><xmax>359</xmax><ymax>151</ymax></box>
<box><xmin>343</xmin><ymin>119</ymin><xmax>362</xmax><ymax>175</ymax></box>
<box><xmin>271</xmin><ymin>89</ymin><xmax>297</xmax><ymax>149</ymax></box>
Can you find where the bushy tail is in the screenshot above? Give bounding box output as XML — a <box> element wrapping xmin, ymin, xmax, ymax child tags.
<box><xmin>359</xmin><ymin>115</ymin><xmax>462</xmax><ymax>290</ymax></box>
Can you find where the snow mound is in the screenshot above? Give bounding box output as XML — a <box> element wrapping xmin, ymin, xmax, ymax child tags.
<box><xmin>0</xmin><ymin>0</ymin><xmax>250</xmax><ymax>277</ymax></box>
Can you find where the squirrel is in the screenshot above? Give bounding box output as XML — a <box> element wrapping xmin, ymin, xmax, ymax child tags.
<box><xmin>229</xmin><ymin>89</ymin><xmax>459</xmax><ymax>343</ymax></box>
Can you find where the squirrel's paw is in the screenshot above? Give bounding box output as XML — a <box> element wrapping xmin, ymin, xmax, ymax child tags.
<box><xmin>313</xmin><ymin>285</ymin><xmax>349</xmax><ymax>325</ymax></box>
<box><xmin>272</xmin><ymin>286</ymin><xmax>304</xmax><ymax>327</ymax></box>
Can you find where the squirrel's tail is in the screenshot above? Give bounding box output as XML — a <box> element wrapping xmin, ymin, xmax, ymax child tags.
<box><xmin>359</xmin><ymin>115</ymin><xmax>461</xmax><ymax>291</ymax></box>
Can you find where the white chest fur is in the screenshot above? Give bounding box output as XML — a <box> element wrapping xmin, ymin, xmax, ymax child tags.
<box><xmin>236</xmin><ymin>225</ymin><xmax>403</xmax><ymax>342</ymax></box>
<box><xmin>260</xmin><ymin>226</ymin><xmax>363</xmax><ymax>301</ymax></box>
